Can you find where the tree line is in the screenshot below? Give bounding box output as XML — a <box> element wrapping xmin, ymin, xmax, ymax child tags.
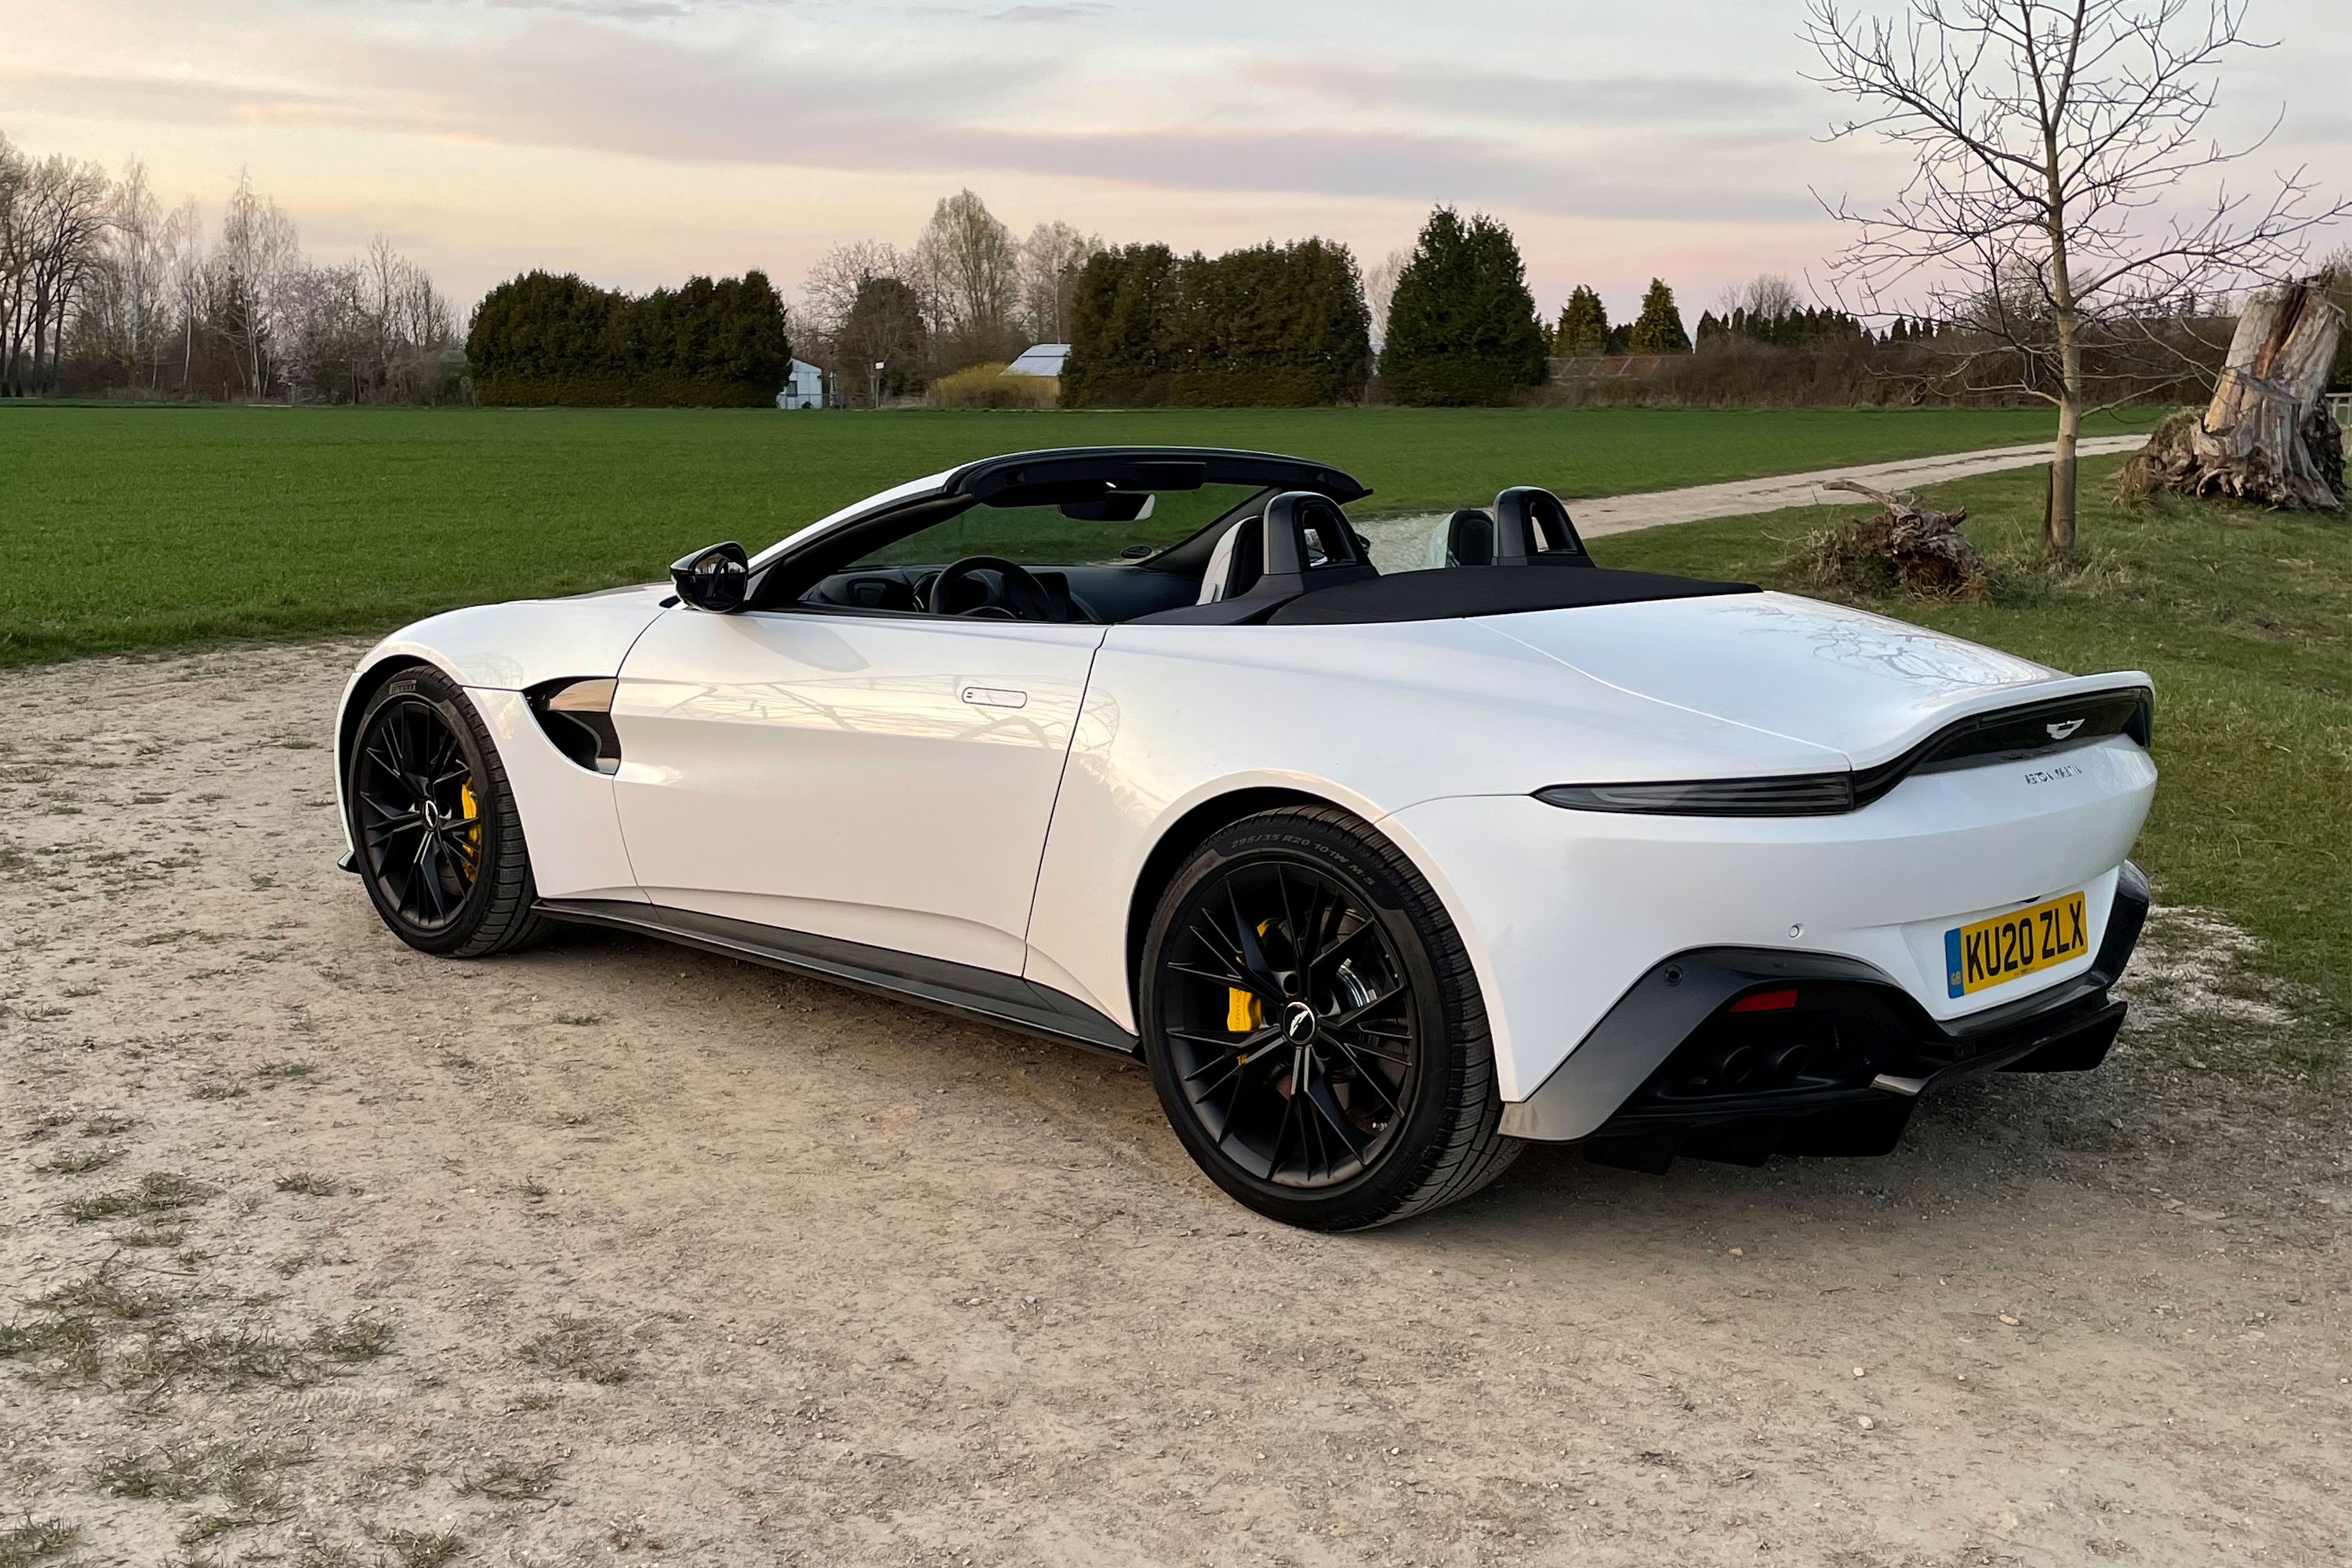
<box><xmin>1</xmin><ymin>131</ymin><xmax>457</xmax><ymax>402</ymax></box>
<box><xmin>465</xmin><ymin>270</ymin><xmax>790</xmax><ymax>407</ymax></box>
<box><xmin>1061</xmin><ymin>239</ymin><xmax>1370</xmax><ymax>407</ymax></box>
<box><xmin>796</xmin><ymin>189</ymin><xmax>1102</xmax><ymax>402</ymax></box>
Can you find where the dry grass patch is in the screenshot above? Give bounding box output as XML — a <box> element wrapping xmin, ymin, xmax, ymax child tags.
<box><xmin>0</xmin><ymin>1516</ymin><xmax>79</xmax><ymax>1568</ymax></box>
<box><xmin>33</xmin><ymin>1144</ymin><xmax>120</xmax><ymax>1174</ymax></box>
<box><xmin>519</xmin><ymin>1316</ymin><xmax>633</xmax><ymax>1385</ymax></box>
<box><xmin>64</xmin><ymin>1171</ymin><xmax>214</xmax><ymax>1222</ymax></box>
<box><xmin>456</xmin><ymin>1458</ymin><xmax>560</xmax><ymax>1501</ymax></box>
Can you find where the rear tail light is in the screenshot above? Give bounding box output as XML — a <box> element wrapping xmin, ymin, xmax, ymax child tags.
<box><xmin>1730</xmin><ymin>987</ymin><xmax>1800</xmax><ymax>1013</ymax></box>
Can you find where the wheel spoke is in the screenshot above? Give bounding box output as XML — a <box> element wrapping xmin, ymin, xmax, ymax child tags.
<box><xmin>1171</xmin><ymin>949</ymin><xmax>1284</xmax><ymax>1007</ymax></box>
<box><xmin>1310</xmin><ymin>918</ymin><xmax>1378</xmax><ymax>972</ymax></box>
<box><xmin>1328</xmin><ymin>982</ymin><xmax>1407</xmax><ymax>1033</ymax></box>
<box><xmin>1225</xmin><ymin>885</ymin><xmax>1282</xmax><ymax>992</ymax></box>
<box><xmin>1323</xmin><ymin>1038</ymin><xmax>1405</xmax><ymax>1113</ymax></box>
<box><xmin>1327</xmin><ymin>1028</ymin><xmax>1411</xmax><ymax>1069</ymax></box>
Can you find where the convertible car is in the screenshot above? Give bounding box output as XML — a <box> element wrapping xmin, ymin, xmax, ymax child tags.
<box><xmin>336</xmin><ymin>446</ymin><xmax>2155</xmax><ymax>1229</ymax></box>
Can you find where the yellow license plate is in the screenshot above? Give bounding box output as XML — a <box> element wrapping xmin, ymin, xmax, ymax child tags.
<box><xmin>1946</xmin><ymin>891</ymin><xmax>2089</xmax><ymax>998</ymax></box>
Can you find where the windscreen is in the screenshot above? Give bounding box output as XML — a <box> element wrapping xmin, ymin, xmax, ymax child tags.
<box><xmin>850</xmin><ymin>484</ymin><xmax>1265</xmax><ymax>569</ymax></box>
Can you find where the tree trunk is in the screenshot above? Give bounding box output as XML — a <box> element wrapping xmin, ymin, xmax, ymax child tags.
<box><xmin>2047</xmin><ymin>388</ymin><xmax>2082</xmax><ymax>561</ymax></box>
<box><xmin>2118</xmin><ymin>283</ymin><xmax>2347</xmax><ymax>510</ymax></box>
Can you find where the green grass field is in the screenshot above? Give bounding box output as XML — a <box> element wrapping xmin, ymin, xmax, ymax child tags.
<box><xmin>0</xmin><ymin>402</ymin><xmax>2157</xmax><ymax>667</ymax></box>
<box><xmin>1602</xmin><ymin>455</ymin><xmax>2352</xmax><ymax>1050</ymax></box>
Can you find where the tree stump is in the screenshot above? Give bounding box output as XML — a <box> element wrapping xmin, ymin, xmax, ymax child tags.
<box><xmin>2118</xmin><ymin>283</ymin><xmax>2347</xmax><ymax>510</ymax></box>
<box><xmin>1800</xmin><ymin>480</ymin><xmax>1994</xmax><ymax>601</ymax></box>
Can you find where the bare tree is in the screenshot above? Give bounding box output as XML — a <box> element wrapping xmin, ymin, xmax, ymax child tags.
<box><xmin>803</xmin><ymin>238</ymin><xmax>913</xmax><ymax>337</ymax></box>
<box><xmin>1364</xmin><ymin>248</ymin><xmax>1410</xmax><ymax>350</ymax></box>
<box><xmin>913</xmin><ymin>189</ymin><xmax>1018</xmax><ymax>367</ymax></box>
<box><xmin>72</xmin><ymin>158</ymin><xmax>176</xmax><ymax>391</ymax></box>
<box><xmin>162</xmin><ymin>197</ymin><xmax>209</xmax><ymax>394</ymax></box>
<box><xmin>1806</xmin><ymin>0</ymin><xmax>2348</xmax><ymax>559</ymax></box>
<box><xmin>1718</xmin><ymin>273</ymin><xmax>1807</xmax><ymax>320</ymax></box>
<box><xmin>217</xmin><ymin>169</ymin><xmax>300</xmax><ymax>397</ymax></box>
<box><xmin>1015</xmin><ymin>220</ymin><xmax>1100</xmax><ymax>344</ymax></box>
<box><xmin>0</xmin><ymin>133</ymin><xmax>28</xmax><ymax>395</ymax></box>
<box><xmin>0</xmin><ymin>147</ymin><xmax>111</xmax><ymax>396</ymax></box>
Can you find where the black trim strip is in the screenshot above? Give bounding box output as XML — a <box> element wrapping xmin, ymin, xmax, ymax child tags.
<box><xmin>535</xmin><ymin>898</ymin><xmax>1139</xmax><ymax>1057</ymax></box>
<box><xmin>1537</xmin><ymin>684</ymin><xmax>2153</xmax><ymax>818</ymax></box>
<box><xmin>1497</xmin><ymin>860</ymin><xmax>2151</xmax><ymax>1141</ymax></box>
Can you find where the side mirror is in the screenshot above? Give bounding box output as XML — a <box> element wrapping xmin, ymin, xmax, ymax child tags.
<box><xmin>670</xmin><ymin>541</ymin><xmax>750</xmax><ymax>612</ymax></box>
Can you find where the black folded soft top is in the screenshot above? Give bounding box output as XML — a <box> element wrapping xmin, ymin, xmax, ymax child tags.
<box><xmin>1265</xmin><ymin>567</ymin><xmax>1759</xmax><ymax>626</ymax></box>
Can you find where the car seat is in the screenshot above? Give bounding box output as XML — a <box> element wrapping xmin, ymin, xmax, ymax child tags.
<box><xmin>1425</xmin><ymin>508</ymin><xmax>1497</xmax><ymax>569</ymax></box>
<box><xmin>1197</xmin><ymin>516</ymin><xmax>1266</xmax><ymax>604</ymax></box>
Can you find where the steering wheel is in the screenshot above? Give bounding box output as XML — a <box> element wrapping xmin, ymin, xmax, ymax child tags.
<box><xmin>927</xmin><ymin>555</ymin><xmax>1072</xmax><ymax>622</ymax></box>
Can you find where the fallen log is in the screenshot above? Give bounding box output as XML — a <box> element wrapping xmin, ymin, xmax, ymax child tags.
<box><xmin>1798</xmin><ymin>480</ymin><xmax>1994</xmax><ymax>601</ymax></box>
<box><xmin>2118</xmin><ymin>282</ymin><xmax>2347</xmax><ymax>510</ymax></box>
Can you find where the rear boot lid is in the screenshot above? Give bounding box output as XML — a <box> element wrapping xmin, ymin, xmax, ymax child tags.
<box><xmin>1490</xmin><ymin>592</ymin><xmax>2146</xmax><ymax>768</ymax></box>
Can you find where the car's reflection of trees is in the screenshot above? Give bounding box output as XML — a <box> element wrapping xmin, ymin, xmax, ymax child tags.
<box><xmin>1719</xmin><ymin>597</ymin><xmax>2047</xmax><ymax>689</ymax></box>
<box><xmin>647</xmin><ymin>677</ymin><xmax>1065</xmax><ymax>748</ymax></box>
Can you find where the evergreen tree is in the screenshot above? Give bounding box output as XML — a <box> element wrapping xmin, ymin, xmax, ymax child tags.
<box><xmin>1552</xmin><ymin>285</ymin><xmax>1609</xmax><ymax>357</ymax></box>
<box><xmin>1381</xmin><ymin>207</ymin><xmax>1549</xmax><ymax>405</ymax></box>
<box><xmin>1063</xmin><ymin>238</ymin><xmax>1370</xmax><ymax>408</ymax></box>
<box><xmin>1625</xmin><ymin>278</ymin><xmax>1690</xmax><ymax>353</ymax></box>
<box><xmin>468</xmin><ymin>267</ymin><xmax>788</xmax><ymax>405</ymax></box>
<box><xmin>1062</xmin><ymin>244</ymin><xmax>1179</xmax><ymax>407</ymax></box>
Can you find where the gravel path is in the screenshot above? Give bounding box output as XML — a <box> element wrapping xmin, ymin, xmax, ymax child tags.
<box><xmin>1358</xmin><ymin>434</ymin><xmax>2147</xmax><ymax>572</ymax></box>
<box><xmin>4</xmin><ymin>630</ymin><xmax>2347</xmax><ymax>1566</ymax></box>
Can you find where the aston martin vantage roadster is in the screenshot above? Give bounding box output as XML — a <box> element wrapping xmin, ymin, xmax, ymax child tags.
<box><xmin>336</xmin><ymin>446</ymin><xmax>2155</xmax><ymax>1229</ymax></box>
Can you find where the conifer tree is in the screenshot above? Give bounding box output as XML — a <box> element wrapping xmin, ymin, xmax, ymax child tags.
<box><xmin>1552</xmin><ymin>285</ymin><xmax>1609</xmax><ymax>357</ymax></box>
<box><xmin>1381</xmin><ymin>206</ymin><xmax>1549</xmax><ymax>405</ymax></box>
<box><xmin>1625</xmin><ymin>278</ymin><xmax>1690</xmax><ymax>354</ymax></box>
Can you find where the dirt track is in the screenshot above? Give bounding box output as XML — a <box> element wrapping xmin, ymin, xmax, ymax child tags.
<box><xmin>3</xmin><ymin>641</ymin><xmax>2349</xmax><ymax>1567</ymax></box>
<box><xmin>1354</xmin><ymin>435</ymin><xmax>2147</xmax><ymax>572</ymax></box>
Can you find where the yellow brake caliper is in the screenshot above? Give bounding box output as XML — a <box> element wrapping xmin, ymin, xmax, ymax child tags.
<box><xmin>457</xmin><ymin>779</ymin><xmax>481</xmax><ymax>875</ymax></box>
<box><xmin>1228</xmin><ymin>918</ymin><xmax>1272</xmax><ymax>1036</ymax></box>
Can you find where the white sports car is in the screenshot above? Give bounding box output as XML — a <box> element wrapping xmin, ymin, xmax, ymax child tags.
<box><xmin>336</xmin><ymin>446</ymin><xmax>2155</xmax><ymax>1229</ymax></box>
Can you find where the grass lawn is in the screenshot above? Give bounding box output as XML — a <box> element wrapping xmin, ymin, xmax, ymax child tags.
<box><xmin>1600</xmin><ymin>454</ymin><xmax>2352</xmax><ymax>1049</ymax></box>
<box><xmin>0</xmin><ymin>402</ymin><xmax>2159</xmax><ymax>667</ymax></box>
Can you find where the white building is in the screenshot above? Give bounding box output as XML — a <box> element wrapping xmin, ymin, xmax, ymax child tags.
<box><xmin>1004</xmin><ymin>343</ymin><xmax>1071</xmax><ymax>377</ymax></box>
<box><xmin>775</xmin><ymin>359</ymin><xmax>828</xmax><ymax>408</ymax></box>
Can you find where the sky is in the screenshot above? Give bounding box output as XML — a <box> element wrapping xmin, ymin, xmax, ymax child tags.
<box><xmin>3</xmin><ymin>0</ymin><xmax>2346</xmax><ymax>326</ymax></box>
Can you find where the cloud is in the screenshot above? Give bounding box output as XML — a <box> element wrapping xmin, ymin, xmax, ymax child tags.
<box><xmin>485</xmin><ymin>0</ymin><xmax>694</xmax><ymax>19</ymax></box>
<box><xmin>987</xmin><ymin>3</ymin><xmax>1111</xmax><ymax>21</ymax></box>
<box><xmin>5</xmin><ymin>5</ymin><xmax>1825</xmax><ymax>223</ymax></box>
<box><xmin>1245</xmin><ymin>61</ymin><xmax>1808</xmax><ymax>128</ymax></box>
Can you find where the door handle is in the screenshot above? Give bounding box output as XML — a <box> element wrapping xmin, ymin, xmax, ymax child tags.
<box><xmin>960</xmin><ymin>686</ymin><xmax>1029</xmax><ymax>710</ymax></box>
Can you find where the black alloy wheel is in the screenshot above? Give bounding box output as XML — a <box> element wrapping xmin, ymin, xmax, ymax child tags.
<box><xmin>347</xmin><ymin>665</ymin><xmax>546</xmax><ymax>958</ymax></box>
<box><xmin>1157</xmin><ymin>858</ymin><xmax>1419</xmax><ymax>1188</ymax></box>
<box><xmin>352</xmin><ymin>695</ymin><xmax>482</xmax><ymax>931</ymax></box>
<box><xmin>1141</xmin><ymin>806</ymin><xmax>1520</xmax><ymax>1230</ymax></box>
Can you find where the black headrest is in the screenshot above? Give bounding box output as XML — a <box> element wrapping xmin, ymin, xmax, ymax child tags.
<box><xmin>1494</xmin><ymin>487</ymin><xmax>1592</xmax><ymax>566</ymax></box>
<box><xmin>1261</xmin><ymin>491</ymin><xmax>1367</xmax><ymax>576</ymax></box>
<box><xmin>1445</xmin><ymin>509</ymin><xmax>1495</xmax><ymax>567</ymax></box>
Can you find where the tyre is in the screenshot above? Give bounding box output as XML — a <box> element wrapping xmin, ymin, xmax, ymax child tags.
<box><xmin>346</xmin><ymin>664</ymin><xmax>548</xmax><ymax>958</ymax></box>
<box><xmin>1138</xmin><ymin>805</ymin><xmax>1521</xmax><ymax>1230</ymax></box>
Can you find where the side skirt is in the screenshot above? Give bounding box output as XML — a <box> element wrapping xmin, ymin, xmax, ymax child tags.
<box><xmin>535</xmin><ymin>898</ymin><xmax>1140</xmax><ymax>1058</ymax></box>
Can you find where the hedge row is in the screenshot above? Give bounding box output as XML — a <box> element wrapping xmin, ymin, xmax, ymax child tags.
<box><xmin>1062</xmin><ymin>240</ymin><xmax>1370</xmax><ymax>408</ymax></box>
<box><xmin>467</xmin><ymin>270</ymin><xmax>791</xmax><ymax>407</ymax></box>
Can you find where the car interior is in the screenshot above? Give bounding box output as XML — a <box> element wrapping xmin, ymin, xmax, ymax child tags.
<box><xmin>728</xmin><ymin>452</ymin><xmax>1748</xmax><ymax>628</ymax></box>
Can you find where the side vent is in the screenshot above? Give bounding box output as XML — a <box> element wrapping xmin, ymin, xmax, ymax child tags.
<box><xmin>528</xmin><ymin>677</ymin><xmax>622</xmax><ymax>774</ymax></box>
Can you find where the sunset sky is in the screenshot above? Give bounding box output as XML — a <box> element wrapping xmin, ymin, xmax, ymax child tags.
<box><xmin>5</xmin><ymin>0</ymin><xmax>2345</xmax><ymax>325</ymax></box>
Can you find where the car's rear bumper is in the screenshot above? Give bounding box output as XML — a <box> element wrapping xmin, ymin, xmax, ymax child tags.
<box><xmin>1497</xmin><ymin>861</ymin><xmax>2150</xmax><ymax>1167</ymax></box>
